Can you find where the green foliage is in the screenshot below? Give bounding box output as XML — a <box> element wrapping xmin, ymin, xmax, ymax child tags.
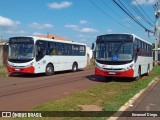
<box><xmin>0</xmin><ymin>65</ymin><xmax>7</xmax><ymax>77</ymax></box>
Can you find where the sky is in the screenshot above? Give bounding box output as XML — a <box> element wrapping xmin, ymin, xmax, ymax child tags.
<box><xmin>0</xmin><ymin>0</ymin><xmax>158</xmax><ymax>46</ymax></box>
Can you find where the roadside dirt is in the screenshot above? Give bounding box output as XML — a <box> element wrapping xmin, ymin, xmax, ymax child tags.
<box><xmin>0</xmin><ymin>67</ymin><xmax>106</xmax><ymax>111</ymax></box>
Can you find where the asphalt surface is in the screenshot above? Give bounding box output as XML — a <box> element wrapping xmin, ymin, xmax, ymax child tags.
<box><xmin>117</xmin><ymin>79</ymin><xmax>160</xmax><ymax>120</ymax></box>
<box><xmin>0</xmin><ymin>67</ymin><xmax>106</xmax><ymax>111</ymax></box>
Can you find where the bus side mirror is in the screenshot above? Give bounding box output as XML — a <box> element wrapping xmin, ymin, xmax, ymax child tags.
<box><xmin>91</xmin><ymin>43</ymin><xmax>95</xmax><ymax>50</ymax></box>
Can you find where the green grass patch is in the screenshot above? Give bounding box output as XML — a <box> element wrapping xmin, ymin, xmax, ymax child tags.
<box><xmin>0</xmin><ymin>65</ymin><xmax>7</xmax><ymax>77</ymax></box>
<box><xmin>14</xmin><ymin>66</ymin><xmax>160</xmax><ymax>120</ymax></box>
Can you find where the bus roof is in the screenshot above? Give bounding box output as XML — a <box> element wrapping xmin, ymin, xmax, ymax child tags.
<box><xmin>9</xmin><ymin>36</ymin><xmax>86</xmax><ymax>46</ymax></box>
<box><xmin>131</xmin><ymin>34</ymin><xmax>152</xmax><ymax>45</ymax></box>
<box><xmin>97</xmin><ymin>33</ymin><xmax>152</xmax><ymax>45</ymax></box>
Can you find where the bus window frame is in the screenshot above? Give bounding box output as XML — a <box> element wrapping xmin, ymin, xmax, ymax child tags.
<box><xmin>36</xmin><ymin>40</ymin><xmax>47</xmax><ymax>61</ymax></box>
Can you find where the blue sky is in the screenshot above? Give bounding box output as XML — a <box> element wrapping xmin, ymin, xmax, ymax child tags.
<box><xmin>0</xmin><ymin>0</ymin><xmax>157</xmax><ymax>46</ymax></box>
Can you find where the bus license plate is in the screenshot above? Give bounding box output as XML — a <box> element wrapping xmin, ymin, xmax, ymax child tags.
<box><xmin>109</xmin><ymin>72</ymin><xmax>115</xmax><ymax>75</ymax></box>
<box><xmin>15</xmin><ymin>69</ymin><xmax>20</xmax><ymax>71</ymax></box>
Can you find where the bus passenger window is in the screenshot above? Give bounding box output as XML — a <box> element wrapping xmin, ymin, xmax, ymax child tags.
<box><xmin>36</xmin><ymin>41</ymin><xmax>46</xmax><ymax>61</ymax></box>
<box><xmin>51</xmin><ymin>49</ymin><xmax>56</xmax><ymax>55</ymax></box>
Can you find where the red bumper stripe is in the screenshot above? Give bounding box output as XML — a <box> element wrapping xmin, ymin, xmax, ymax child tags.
<box><xmin>7</xmin><ymin>65</ymin><xmax>35</xmax><ymax>74</ymax></box>
<box><xmin>95</xmin><ymin>67</ymin><xmax>134</xmax><ymax>78</ymax></box>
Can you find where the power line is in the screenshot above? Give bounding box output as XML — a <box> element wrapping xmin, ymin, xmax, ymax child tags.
<box><xmin>89</xmin><ymin>0</ymin><xmax>138</xmax><ymax>31</ymax></box>
<box><xmin>101</xmin><ymin>0</ymin><xmax>122</xmax><ymax>19</ymax></box>
<box><xmin>101</xmin><ymin>0</ymin><xmax>138</xmax><ymax>29</ymax></box>
<box><xmin>124</xmin><ymin>0</ymin><xmax>154</xmax><ymax>27</ymax></box>
<box><xmin>89</xmin><ymin>0</ymin><xmax>123</xmax><ymax>26</ymax></box>
<box><xmin>135</xmin><ymin>0</ymin><xmax>154</xmax><ymax>23</ymax></box>
<box><xmin>112</xmin><ymin>0</ymin><xmax>154</xmax><ymax>33</ymax></box>
<box><xmin>117</xmin><ymin>0</ymin><xmax>147</xmax><ymax>28</ymax></box>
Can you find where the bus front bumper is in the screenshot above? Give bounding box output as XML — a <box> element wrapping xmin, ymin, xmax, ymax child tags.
<box><xmin>7</xmin><ymin>65</ymin><xmax>35</xmax><ymax>74</ymax></box>
<box><xmin>95</xmin><ymin>67</ymin><xmax>134</xmax><ymax>78</ymax></box>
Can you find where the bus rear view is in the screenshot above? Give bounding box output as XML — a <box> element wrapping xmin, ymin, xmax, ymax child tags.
<box><xmin>95</xmin><ymin>34</ymin><xmax>153</xmax><ymax>80</ymax></box>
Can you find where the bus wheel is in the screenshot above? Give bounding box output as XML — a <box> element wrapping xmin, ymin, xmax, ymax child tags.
<box><xmin>72</xmin><ymin>63</ymin><xmax>78</xmax><ymax>72</ymax></box>
<box><xmin>45</xmin><ymin>64</ymin><xmax>54</xmax><ymax>76</ymax></box>
<box><xmin>106</xmin><ymin>76</ymin><xmax>112</xmax><ymax>82</ymax></box>
<box><xmin>135</xmin><ymin>67</ymin><xmax>141</xmax><ymax>80</ymax></box>
<box><xmin>146</xmin><ymin>65</ymin><xmax>150</xmax><ymax>76</ymax></box>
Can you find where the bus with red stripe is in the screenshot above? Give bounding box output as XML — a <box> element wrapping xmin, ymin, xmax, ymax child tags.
<box><xmin>94</xmin><ymin>33</ymin><xmax>153</xmax><ymax>80</ymax></box>
<box><xmin>7</xmin><ymin>36</ymin><xmax>87</xmax><ymax>76</ymax></box>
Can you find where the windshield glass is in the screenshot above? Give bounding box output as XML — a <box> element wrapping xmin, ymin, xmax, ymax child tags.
<box><xmin>96</xmin><ymin>42</ymin><xmax>133</xmax><ymax>61</ymax></box>
<box><xmin>8</xmin><ymin>38</ymin><xmax>34</xmax><ymax>60</ymax></box>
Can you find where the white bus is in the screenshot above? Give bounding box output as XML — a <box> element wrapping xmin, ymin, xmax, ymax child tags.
<box><xmin>7</xmin><ymin>36</ymin><xmax>87</xmax><ymax>75</ymax></box>
<box><xmin>94</xmin><ymin>33</ymin><xmax>153</xmax><ymax>80</ymax></box>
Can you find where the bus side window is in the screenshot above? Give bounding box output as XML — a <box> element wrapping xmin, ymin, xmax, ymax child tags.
<box><xmin>36</xmin><ymin>41</ymin><xmax>46</xmax><ymax>61</ymax></box>
<box><xmin>51</xmin><ymin>49</ymin><xmax>56</xmax><ymax>55</ymax></box>
<box><xmin>64</xmin><ymin>44</ymin><xmax>69</xmax><ymax>55</ymax></box>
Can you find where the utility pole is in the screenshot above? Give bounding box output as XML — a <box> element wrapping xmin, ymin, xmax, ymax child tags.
<box><xmin>155</xmin><ymin>0</ymin><xmax>159</xmax><ymax>66</ymax></box>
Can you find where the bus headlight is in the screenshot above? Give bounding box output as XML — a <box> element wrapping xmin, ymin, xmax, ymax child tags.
<box><xmin>26</xmin><ymin>62</ymin><xmax>34</xmax><ymax>67</ymax></box>
<box><xmin>123</xmin><ymin>64</ymin><xmax>133</xmax><ymax>71</ymax></box>
<box><xmin>95</xmin><ymin>63</ymin><xmax>102</xmax><ymax>70</ymax></box>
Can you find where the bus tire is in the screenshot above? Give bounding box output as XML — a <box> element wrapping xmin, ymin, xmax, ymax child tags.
<box><xmin>135</xmin><ymin>67</ymin><xmax>141</xmax><ymax>80</ymax></box>
<box><xmin>45</xmin><ymin>64</ymin><xmax>54</xmax><ymax>76</ymax></box>
<box><xmin>106</xmin><ymin>76</ymin><xmax>112</xmax><ymax>82</ymax></box>
<box><xmin>72</xmin><ymin>62</ymin><xmax>78</xmax><ymax>72</ymax></box>
<box><xmin>145</xmin><ymin>64</ymin><xmax>150</xmax><ymax>76</ymax></box>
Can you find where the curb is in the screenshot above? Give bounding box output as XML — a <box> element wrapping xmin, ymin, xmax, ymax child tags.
<box><xmin>108</xmin><ymin>77</ymin><xmax>160</xmax><ymax>120</ymax></box>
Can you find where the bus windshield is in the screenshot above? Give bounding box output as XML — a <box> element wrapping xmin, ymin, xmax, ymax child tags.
<box><xmin>8</xmin><ymin>38</ymin><xmax>34</xmax><ymax>60</ymax></box>
<box><xmin>96</xmin><ymin>42</ymin><xmax>133</xmax><ymax>61</ymax></box>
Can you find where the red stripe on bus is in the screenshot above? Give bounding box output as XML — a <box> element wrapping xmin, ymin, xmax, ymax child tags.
<box><xmin>7</xmin><ymin>65</ymin><xmax>35</xmax><ymax>74</ymax></box>
<box><xmin>95</xmin><ymin>67</ymin><xmax>134</xmax><ymax>78</ymax></box>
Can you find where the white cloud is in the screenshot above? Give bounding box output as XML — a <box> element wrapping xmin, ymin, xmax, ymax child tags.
<box><xmin>65</xmin><ymin>24</ymin><xmax>98</xmax><ymax>33</ymax></box>
<box><xmin>80</xmin><ymin>20</ymin><xmax>88</xmax><ymax>24</ymax></box>
<box><xmin>0</xmin><ymin>16</ymin><xmax>14</xmax><ymax>27</ymax></box>
<box><xmin>33</xmin><ymin>32</ymin><xmax>44</xmax><ymax>36</ymax></box>
<box><xmin>80</xmin><ymin>28</ymin><xmax>98</xmax><ymax>33</ymax></box>
<box><xmin>5</xmin><ymin>30</ymin><xmax>27</xmax><ymax>35</ymax></box>
<box><xmin>17</xmin><ymin>30</ymin><xmax>27</xmax><ymax>34</ymax></box>
<box><xmin>44</xmin><ymin>23</ymin><xmax>53</xmax><ymax>28</ymax></box>
<box><xmin>78</xmin><ymin>34</ymin><xmax>95</xmax><ymax>39</ymax></box>
<box><xmin>132</xmin><ymin>0</ymin><xmax>156</xmax><ymax>5</ymax></box>
<box><xmin>48</xmin><ymin>1</ymin><xmax>72</xmax><ymax>9</ymax></box>
<box><xmin>65</xmin><ymin>24</ymin><xmax>80</xmax><ymax>31</ymax></box>
<box><xmin>80</xmin><ymin>39</ymin><xmax>87</xmax><ymax>42</ymax></box>
<box><xmin>107</xmin><ymin>29</ymin><xmax>113</xmax><ymax>33</ymax></box>
<box><xmin>0</xmin><ymin>16</ymin><xmax>20</xmax><ymax>27</ymax></box>
<box><xmin>28</xmin><ymin>23</ymin><xmax>53</xmax><ymax>29</ymax></box>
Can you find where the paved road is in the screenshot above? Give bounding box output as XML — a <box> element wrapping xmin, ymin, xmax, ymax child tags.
<box><xmin>117</xmin><ymin>79</ymin><xmax>160</xmax><ymax>120</ymax></box>
<box><xmin>0</xmin><ymin>67</ymin><xmax>105</xmax><ymax>111</ymax></box>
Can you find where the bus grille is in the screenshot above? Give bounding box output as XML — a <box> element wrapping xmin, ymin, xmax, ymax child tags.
<box><xmin>103</xmin><ymin>68</ymin><xmax>123</xmax><ymax>71</ymax></box>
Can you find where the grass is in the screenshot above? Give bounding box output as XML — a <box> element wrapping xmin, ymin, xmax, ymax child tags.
<box><xmin>0</xmin><ymin>65</ymin><xmax>7</xmax><ymax>77</ymax></box>
<box><xmin>86</xmin><ymin>59</ymin><xmax>95</xmax><ymax>68</ymax></box>
<box><xmin>4</xmin><ymin>66</ymin><xmax>160</xmax><ymax>120</ymax></box>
